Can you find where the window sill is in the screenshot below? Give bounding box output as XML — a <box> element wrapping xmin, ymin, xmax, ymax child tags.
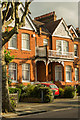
<box><xmin>21</xmin><ymin>49</ymin><xmax>31</xmax><ymax>51</ymax></box>
<box><xmin>66</xmin><ymin>80</ymin><xmax>72</xmax><ymax>82</ymax></box>
<box><xmin>12</xmin><ymin>81</ymin><xmax>18</xmax><ymax>83</ymax></box>
<box><xmin>74</xmin><ymin>56</ymin><xmax>79</xmax><ymax>58</ymax></box>
<box><xmin>22</xmin><ymin>80</ymin><xmax>30</xmax><ymax>83</ymax></box>
<box><xmin>8</xmin><ymin>47</ymin><xmax>18</xmax><ymax>50</ymax></box>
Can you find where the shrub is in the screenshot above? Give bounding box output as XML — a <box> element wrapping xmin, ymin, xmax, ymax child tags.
<box><xmin>9</xmin><ymin>87</ymin><xmax>21</xmax><ymax>100</ymax></box>
<box><xmin>59</xmin><ymin>88</ymin><xmax>64</xmax><ymax>98</ymax></box>
<box><xmin>21</xmin><ymin>84</ymin><xmax>53</xmax><ymax>103</ymax></box>
<box><xmin>10</xmin><ymin>97</ymin><xmax>16</xmax><ymax>108</ymax></box>
<box><xmin>76</xmin><ymin>85</ymin><xmax>80</xmax><ymax>96</ymax></box>
<box><xmin>64</xmin><ymin>86</ymin><xmax>75</xmax><ymax>98</ymax></box>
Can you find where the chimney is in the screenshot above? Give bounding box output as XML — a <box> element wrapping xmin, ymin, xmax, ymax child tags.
<box><xmin>34</xmin><ymin>11</ymin><xmax>57</xmax><ymax>23</ymax></box>
<box><xmin>53</xmin><ymin>11</ymin><xmax>57</xmax><ymax>21</ymax></box>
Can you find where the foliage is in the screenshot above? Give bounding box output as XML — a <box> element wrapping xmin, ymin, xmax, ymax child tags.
<box><xmin>64</xmin><ymin>86</ymin><xmax>75</xmax><ymax>98</ymax></box>
<box><xmin>76</xmin><ymin>85</ymin><xmax>80</xmax><ymax>96</ymax></box>
<box><xmin>10</xmin><ymin>97</ymin><xmax>16</xmax><ymax>108</ymax></box>
<box><xmin>9</xmin><ymin>87</ymin><xmax>21</xmax><ymax>100</ymax></box>
<box><xmin>21</xmin><ymin>84</ymin><xmax>53</xmax><ymax>103</ymax></box>
<box><xmin>4</xmin><ymin>50</ymin><xmax>14</xmax><ymax>65</ymax></box>
<box><xmin>59</xmin><ymin>88</ymin><xmax>64</xmax><ymax>98</ymax></box>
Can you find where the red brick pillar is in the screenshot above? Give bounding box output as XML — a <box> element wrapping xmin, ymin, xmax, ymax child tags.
<box><xmin>46</xmin><ymin>63</ymin><xmax>48</xmax><ymax>81</ymax></box>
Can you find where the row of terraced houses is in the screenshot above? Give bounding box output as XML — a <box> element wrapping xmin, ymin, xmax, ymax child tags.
<box><xmin>5</xmin><ymin>4</ymin><xmax>80</xmax><ymax>87</ymax></box>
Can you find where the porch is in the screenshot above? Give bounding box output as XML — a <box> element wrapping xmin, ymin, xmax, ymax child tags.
<box><xmin>35</xmin><ymin>60</ymin><xmax>78</xmax><ymax>87</ymax></box>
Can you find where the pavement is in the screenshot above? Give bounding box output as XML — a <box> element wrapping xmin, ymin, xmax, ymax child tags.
<box><xmin>2</xmin><ymin>96</ymin><xmax>80</xmax><ymax>119</ymax></box>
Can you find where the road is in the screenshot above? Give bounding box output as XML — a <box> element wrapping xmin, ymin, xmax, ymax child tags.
<box><xmin>2</xmin><ymin>107</ymin><xmax>79</xmax><ymax>120</ymax></box>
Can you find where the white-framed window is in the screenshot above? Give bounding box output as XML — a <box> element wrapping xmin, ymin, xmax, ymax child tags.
<box><xmin>75</xmin><ymin>68</ymin><xmax>79</xmax><ymax>81</ymax></box>
<box><xmin>66</xmin><ymin>66</ymin><xmax>72</xmax><ymax>82</ymax></box>
<box><xmin>43</xmin><ymin>39</ymin><xmax>48</xmax><ymax>46</ymax></box>
<box><xmin>56</xmin><ymin>40</ymin><xmax>69</xmax><ymax>54</ymax></box>
<box><xmin>55</xmin><ymin>65</ymin><xmax>62</xmax><ymax>81</ymax></box>
<box><xmin>8</xmin><ymin>34</ymin><xmax>17</xmax><ymax>49</ymax></box>
<box><xmin>9</xmin><ymin>63</ymin><xmax>17</xmax><ymax>82</ymax></box>
<box><xmin>22</xmin><ymin>63</ymin><xmax>30</xmax><ymax>82</ymax></box>
<box><xmin>74</xmin><ymin>44</ymin><xmax>78</xmax><ymax>56</ymax></box>
<box><xmin>22</xmin><ymin>33</ymin><xmax>30</xmax><ymax>50</ymax></box>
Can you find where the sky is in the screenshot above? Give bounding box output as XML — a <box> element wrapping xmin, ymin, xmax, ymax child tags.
<box><xmin>29</xmin><ymin>1</ymin><xmax>79</xmax><ymax>29</ymax></box>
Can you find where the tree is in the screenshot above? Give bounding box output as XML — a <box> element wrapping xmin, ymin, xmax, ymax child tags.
<box><xmin>1</xmin><ymin>0</ymin><xmax>32</xmax><ymax>112</ymax></box>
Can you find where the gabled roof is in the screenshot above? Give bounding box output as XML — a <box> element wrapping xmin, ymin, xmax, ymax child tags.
<box><xmin>44</xmin><ymin>18</ymin><xmax>62</xmax><ymax>34</ymax></box>
<box><xmin>7</xmin><ymin>4</ymin><xmax>37</xmax><ymax>32</ymax></box>
<box><xmin>68</xmin><ymin>25</ymin><xmax>78</xmax><ymax>38</ymax></box>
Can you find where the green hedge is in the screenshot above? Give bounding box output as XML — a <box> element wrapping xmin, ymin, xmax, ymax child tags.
<box><xmin>59</xmin><ymin>88</ymin><xmax>64</xmax><ymax>98</ymax></box>
<box><xmin>59</xmin><ymin>86</ymin><xmax>75</xmax><ymax>98</ymax></box>
<box><xmin>21</xmin><ymin>84</ymin><xmax>53</xmax><ymax>103</ymax></box>
<box><xmin>77</xmin><ymin>85</ymin><xmax>80</xmax><ymax>96</ymax></box>
<box><xmin>9</xmin><ymin>87</ymin><xmax>21</xmax><ymax>100</ymax></box>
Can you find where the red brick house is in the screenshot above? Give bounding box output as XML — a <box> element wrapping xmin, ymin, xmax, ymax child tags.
<box><xmin>5</xmin><ymin>5</ymin><xmax>80</xmax><ymax>87</ymax></box>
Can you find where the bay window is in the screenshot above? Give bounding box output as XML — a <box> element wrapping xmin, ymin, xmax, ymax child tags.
<box><xmin>9</xmin><ymin>63</ymin><xmax>17</xmax><ymax>82</ymax></box>
<box><xmin>66</xmin><ymin>66</ymin><xmax>72</xmax><ymax>82</ymax></box>
<box><xmin>55</xmin><ymin>65</ymin><xmax>62</xmax><ymax>81</ymax></box>
<box><xmin>22</xmin><ymin>63</ymin><xmax>30</xmax><ymax>82</ymax></box>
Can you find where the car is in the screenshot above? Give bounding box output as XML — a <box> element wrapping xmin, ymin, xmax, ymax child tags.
<box><xmin>35</xmin><ymin>82</ymin><xmax>59</xmax><ymax>97</ymax></box>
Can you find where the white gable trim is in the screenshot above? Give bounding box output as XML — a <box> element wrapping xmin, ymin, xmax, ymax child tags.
<box><xmin>8</xmin><ymin>4</ymin><xmax>37</xmax><ymax>32</ymax></box>
<box><xmin>69</xmin><ymin>25</ymin><xmax>78</xmax><ymax>38</ymax></box>
<box><xmin>20</xmin><ymin>4</ymin><xmax>37</xmax><ymax>32</ymax></box>
<box><xmin>52</xmin><ymin>19</ymin><xmax>73</xmax><ymax>40</ymax></box>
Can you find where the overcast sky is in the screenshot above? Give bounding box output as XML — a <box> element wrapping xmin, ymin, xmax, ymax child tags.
<box><xmin>29</xmin><ymin>2</ymin><xmax>78</xmax><ymax>28</ymax></box>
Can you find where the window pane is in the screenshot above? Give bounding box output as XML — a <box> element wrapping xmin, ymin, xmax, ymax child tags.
<box><xmin>74</xmin><ymin>44</ymin><xmax>78</xmax><ymax>56</ymax></box>
<box><xmin>22</xmin><ymin>33</ymin><xmax>30</xmax><ymax>50</ymax></box>
<box><xmin>22</xmin><ymin>64</ymin><xmax>30</xmax><ymax>81</ymax></box>
<box><xmin>75</xmin><ymin>68</ymin><xmax>79</xmax><ymax>81</ymax></box>
<box><xmin>43</xmin><ymin>39</ymin><xmax>48</xmax><ymax>46</ymax></box>
<box><xmin>8</xmin><ymin>34</ymin><xmax>17</xmax><ymax>48</ymax></box>
<box><xmin>56</xmin><ymin>40</ymin><xmax>62</xmax><ymax>51</ymax></box>
<box><xmin>9</xmin><ymin>63</ymin><xmax>17</xmax><ymax>81</ymax></box>
<box><xmin>55</xmin><ymin>65</ymin><xmax>62</xmax><ymax>81</ymax></box>
<box><xmin>63</xmin><ymin>41</ymin><xmax>69</xmax><ymax>53</ymax></box>
<box><xmin>66</xmin><ymin>66</ymin><xmax>71</xmax><ymax>81</ymax></box>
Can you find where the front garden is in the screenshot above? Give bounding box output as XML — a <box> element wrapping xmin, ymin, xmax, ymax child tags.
<box><xmin>9</xmin><ymin>84</ymin><xmax>80</xmax><ymax>108</ymax></box>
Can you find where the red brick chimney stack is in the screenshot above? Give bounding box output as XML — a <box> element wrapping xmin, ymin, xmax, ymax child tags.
<box><xmin>34</xmin><ymin>11</ymin><xmax>57</xmax><ymax>22</ymax></box>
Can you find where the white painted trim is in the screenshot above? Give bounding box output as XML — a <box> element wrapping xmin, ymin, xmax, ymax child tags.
<box><xmin>69</xmin><ymin>25</ymin><xmax>78</xmax><ymax>38</ymax></box>
<box><xmin>8</xmin><ymin>47</ymin><xmax>18</xmax><ymax>50</ymax></box>
<box><xmin>21</xmin><ymin>48</ymin><xmax>31</xmax><ymax>51</ymax></box>
<box><xmin>52</xmin><ymin>19</ymin><xmax>73</xmax><ymax>40</ymax></box>
<box><xmin>53</xmin><ymin>35</ymin><xmax>70</xmax><ymax>39</ymax></box>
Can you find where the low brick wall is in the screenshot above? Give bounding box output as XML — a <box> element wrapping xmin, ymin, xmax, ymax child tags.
<box><xmin>9</xmin><ymin>92</ymin><xmax>18</xmax><ymax>104</ymax></box>
<box><xmin>20</xmin><ymin>97</ymin><xmax>42</xmax><ymax>103</ymax></box>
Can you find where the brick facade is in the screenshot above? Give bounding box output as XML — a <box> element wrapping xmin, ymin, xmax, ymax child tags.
<box><xmin>5</xmin><ymin>10</ymin><xmax>80</xmax><ymax>87</ymax></box>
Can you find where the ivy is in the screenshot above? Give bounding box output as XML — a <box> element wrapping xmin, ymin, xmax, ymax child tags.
<box><xmin>4</xmin><ymin>50</ymin><xmax>14</xmax><ymax>65</ymax></box>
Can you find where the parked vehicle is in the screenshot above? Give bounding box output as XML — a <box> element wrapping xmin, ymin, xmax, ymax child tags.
<box><xmin>35</xmin><ymin>82</ymin><xmax>59</xmax><ymax>97</ymax></box>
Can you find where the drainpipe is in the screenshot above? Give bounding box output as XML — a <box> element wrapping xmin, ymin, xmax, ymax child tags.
<box><xmin>50</xmin><ymin>35</ymin><xmax>53</xmax><ymax>81</ymax></box>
